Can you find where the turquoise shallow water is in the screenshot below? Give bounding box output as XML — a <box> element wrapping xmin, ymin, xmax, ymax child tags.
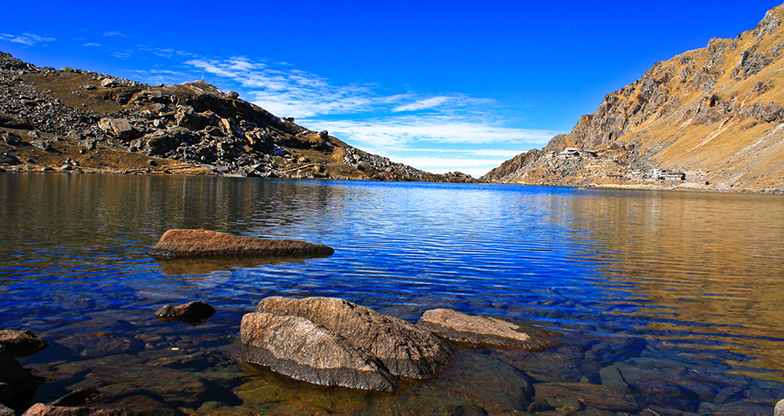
<box><xmin>2</xmin><ymin>172</ymin><xmax>784</xmax><ymax>415</ymax></box>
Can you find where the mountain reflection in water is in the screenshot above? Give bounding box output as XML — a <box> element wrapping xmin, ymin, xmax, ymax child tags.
<box><xmin>1</xmin><ymin>172</ymin><xmax>783</xmax><ymax>415</ymax></box>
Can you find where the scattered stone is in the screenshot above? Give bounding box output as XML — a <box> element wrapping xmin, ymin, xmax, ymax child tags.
<box><xmin>0</xmin><ymin>330</ymin><xmax>48</xmax><ymax>358</ymax></box>
<box><xmin>417</xmin><ymin>308</ymin><xmax>558</xmax><ymax>350</ymax></box>
<box><xmin>775</xmin><ymin>399</ymin><xmax>784</xmax><ymax>416</ymax></box>
<box><xmin>30</xmin><ymin>140</ymin><xmax>53</xmax><ymax>152</ymax></box>
<box><xmin>154</xmin><ymin>301</ymin><xmax>216</xmax><ymax>325</ymax></box>
<box><xmin>227</xmin><ymin>91</ymin><xmax>239</xmax><ymax>99</ymax></box>
<box><xmin>0</xmin><ymin>154</ymin><xmax>19</xmax><ymax>165</ymax></box>
<box><xmin>0</xmin><ymin>132</ymin><xmax>22</xmax><ymax>146</ymax></box>
<box><xmin>100</xmin><ymin>78</ymin><xmax>118</xmax><ymax>88</ymax></box>
<box><xmin>49</xmin><ymin>387</ymin><xmax>107</xmax><ymax>407</ymax></box>
<box><xmin>98</xmin><ymin>118</ymin><xmax>134</xmax><ymax>141</ymax></box>
<box><xmin>148</xmin><ymin>229</ymin><xmax>334</xmax><ymax>259</ymax></box>
<box><xmin>534</xmin><ymin>382</ymin><xmax>643</xmax><ymax>413</ymax></box>
<box><xmin>0</xmin><ymin>114</ymin><xmax>32</xmax><ymax>130</ymax></box>
<box><xmin>20</xmin><ymin>403</ymin><xmax>131</xmax><ymax>416</ymax></box>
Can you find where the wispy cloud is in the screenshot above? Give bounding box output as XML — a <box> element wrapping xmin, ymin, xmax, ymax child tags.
<box><xmin>0</xmin><ymin>33</ymin><xmax>56</xmax><ymax>46</ymax></box>
<box><xmin>82</xmin><ymin>42</ymin><xmax>101</xmax><ymax>47</ymax></box>
<box><xmin>310</xmin><ymin>117</ymin><xmax>557</xmax><ymax>147</ymax></box>
<box><xmin>393</xmin><ymin>96</ymin><xmax>453</xmax><ymax>112</ymax></box>
<box><xmin>185</xmin><ymin>57</ymin><xmax>381</xmax><ymax>118</ymax></box>
<box><xmin>112</xmin><ymin>50</ymin><xmax>133</xmax><ymax>59</ymax></box>
<box><xmin>103</xmin><ymin>31</ymin><xmax>126</xmax><ymax>37</ymax></box>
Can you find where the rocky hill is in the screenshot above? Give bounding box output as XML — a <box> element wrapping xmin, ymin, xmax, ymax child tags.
<box><xmin>0</xmin><ymin>52</ymin><xmax>475</xmax><ymax>182</ymax></box>
<box><xmin>484</xmin><ymin>4</ymin><xmax>784</xmax><ymax>193</ymax></box>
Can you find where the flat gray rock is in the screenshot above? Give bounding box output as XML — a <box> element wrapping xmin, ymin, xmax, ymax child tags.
<box><xmin>149</xmin><ymin>229</ymin><xmax>334</xmax><ymax>259</ymax></box>
<box><xmin>417</xmin><ymin>308</ymin><xmax>557</xmax><ymax>351</ymax></box>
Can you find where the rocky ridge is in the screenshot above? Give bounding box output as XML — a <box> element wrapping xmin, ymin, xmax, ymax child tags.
<box><xmin>484</xmin><ymin>4</ymin><xmax>784</xmax><ymax>193</ymax></box>
<box><xmin>0</xmin><ymin>52</ymin><xmax>475</xmax><ymax>182</ymax></box>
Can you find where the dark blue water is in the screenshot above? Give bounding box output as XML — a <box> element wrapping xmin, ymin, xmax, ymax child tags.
<box><xmin>2</xmin><ymin>172</ymin><xmax>784</xmax><ymax>415</ymax></box>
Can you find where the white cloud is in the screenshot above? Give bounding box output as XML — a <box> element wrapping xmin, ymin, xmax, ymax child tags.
<box><xmin>185</xmin><ymin>57</ymin><xmax>383</xmax><ymax>118</ymax></box>
<box><xmin>0</xmin><ymin>33</ymin><xmax>56</xmax><ymax>46</ymax></box>
<box><xmin>112</xmin><ymin>50</ymin><xmax>133</xmax><ymax>59</ymax></box>
<box><xmin>306</xmin><ymin>117</ymin><xmax>555</xmax><ymax>176</ymax></box>
<box><xmin>309</xmin><ymin>117</ymin><xmax>557</xmax><ymax>147</ymax></box>
<box><xmin>82</xmin><ymin>42</ymin><xmax>101</xmax><ymax>47</ymax></box>
<box><xmin>393</xmin><ymin>96</ymin><xmax>453</xmax><ymax>112</ymax></box>
<box><xmin>104</xmin><ymin>31</ymin><xmax>127</xmax><ymax>37</ymax></box>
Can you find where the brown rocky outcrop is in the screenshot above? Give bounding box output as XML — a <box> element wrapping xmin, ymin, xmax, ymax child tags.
<box><xmin>417</xmin><ymin>308</ymin><xmax>558</xmax><ymax>351</ymax></box>
<box><xmin>154</xmin><ymin>301</ymin><xmax>216</xmax><ymax>325</ymax></box>
<box><xmin>148</xmin><ymin>229</ymin><xmax>334</xmax><ymax>259</ymax></box>
<box><xmin>241</xmin><ymin>296</ymin><xmax>455</xmax><ymax>391</ymax></box>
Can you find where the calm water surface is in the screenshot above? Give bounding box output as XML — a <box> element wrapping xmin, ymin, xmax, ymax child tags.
<box><xmin>1</xmin><ymin>172</ymin><xmax>784</xmax><ymax>415</ymax></box>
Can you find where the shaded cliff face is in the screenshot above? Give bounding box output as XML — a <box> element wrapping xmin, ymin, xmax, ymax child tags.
<box><xmin>484</xmin><ymin>4</ymin><xmax>784</xmax><ymax>193</ymax></box>
<box><xmin>0</xmin><ymin>53</ymin><xmax>475</xmax><ymax>183</ymax></box>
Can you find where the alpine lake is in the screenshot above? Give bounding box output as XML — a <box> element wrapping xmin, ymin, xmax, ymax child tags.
<box><xmin>2</xmin><ymin>172</ymin><xmax>784</xmax><ymax>416</ymax></box>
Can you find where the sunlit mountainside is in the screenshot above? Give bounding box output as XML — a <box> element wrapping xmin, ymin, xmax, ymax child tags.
<box><xmin>484</xmin><ymin>4</ymin><xmax>784</xmax><ymax>193</ymax></box>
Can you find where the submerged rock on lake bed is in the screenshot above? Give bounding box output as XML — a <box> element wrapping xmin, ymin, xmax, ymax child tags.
<box><xmin>0</xmin><ymin>330</ymin><xmax>49</xmax><ymax>358</ymax></box>
<box><xmin>241</xmin><ymin>312</ymin><xmax>399</xmax><ymax>392</ymax></box>
<box><xmin>241</xmin><ymin>296</ymin><xmax>454</xmax><ymax>391</ymax></box>
<box><xmin>0</xmin><ymin>330</ymin><xmax>48</xmax><ymax>413</ymax></box>
<box><xmin>154</xmin><ymin>301</ymin><xmax>216</xmax><ymax>325</ymax></box>
<box><xmin>149</xmin><ymin>229</ymin><xmax>334</xmax><ymax>259</ymax></box>
<box><xmin>417</xmin><ymin>308</ymin><xmax>559</xmax><ymax>350</ymax></box>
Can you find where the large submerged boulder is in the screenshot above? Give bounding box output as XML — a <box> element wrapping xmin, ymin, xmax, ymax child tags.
<box><xmin>256</xmin><ymin>297</ymin><xmax>454</xmax><ymax>379</ymax></box>
<box><xmin>149</xmin><ymin>229</ymin><xmax>334</xmax><ymax>259</ymax></box>
<box><xmin>241</xmin><ymin>297</ymin><xmax>454</xmax><ymax>391</ymax></box>
<box><xmin>241</xmin><ymin>312</ymin><xmax>398</xmax><ymax>391</ymax></box>
<box><xmin>417</xmin><ymin>308</ymin><xmax>558</xmax><ymax>351</ymax></box>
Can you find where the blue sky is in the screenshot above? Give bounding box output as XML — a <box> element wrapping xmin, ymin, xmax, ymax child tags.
<box><xmin>2</xmin><ymin>1</ymin><xmax>781</xmax><ymax>176</ymax></box>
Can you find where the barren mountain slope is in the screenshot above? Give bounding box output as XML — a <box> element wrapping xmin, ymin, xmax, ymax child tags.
<box><xmin>484</xmin><ymin>4</ymin><xmax>784</xmax><ymax>193</ymax></box>
<box><xmin>0</xmin><ymin>53</ymin><xmax>474</xmax><ymax>182</ymax></box>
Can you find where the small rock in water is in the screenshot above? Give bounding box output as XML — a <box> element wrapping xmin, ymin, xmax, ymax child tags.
<box><xmin>417</xmin><ymin>308</ymin><xmax>558</xmax><ymax>350</ymax></box>
<box><xmin>154</xmin><ymin>301</ymin><xmax>216</xmax><ymax>325</ymax></box>
<box><xmin>0</xmin><ymin>329</ymin><xmax>48</xmax><ymax>358</ymax></box>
